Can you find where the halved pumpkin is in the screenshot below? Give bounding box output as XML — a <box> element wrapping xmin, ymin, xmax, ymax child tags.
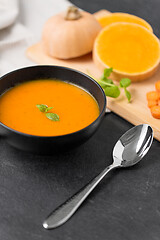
<box><xmin>93</xmin><ymin>22</ymin><xmax>160</xmax><ymax>82</ymax></box>
<box><xmin>97</xmin><ymin>12</ymin><xmax>153</xmax><ymax>32</ymax></box>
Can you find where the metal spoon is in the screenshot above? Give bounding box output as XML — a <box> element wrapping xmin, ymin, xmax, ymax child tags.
<box><xmin>43</xmin><ymin>124</ymin><xmax>153</xmax><ymax>229</ymax></box>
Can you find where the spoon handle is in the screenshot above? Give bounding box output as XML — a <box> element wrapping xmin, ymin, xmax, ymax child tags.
<box><xmin>43</xmin><ymin>163</ymin><xmax>118</xmax><ymax>229</ymax></box>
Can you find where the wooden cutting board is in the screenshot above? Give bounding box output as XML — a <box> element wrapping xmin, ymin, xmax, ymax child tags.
<box><xmin>26</xmin><ymin>10</ymin><xmax>160</xmax><ymax>141</ymax></box>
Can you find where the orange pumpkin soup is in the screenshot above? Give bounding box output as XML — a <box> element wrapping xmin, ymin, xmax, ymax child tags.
<box><xmin>0</xmin><ymin>79</ymin><xmax>99</xmax><ymax>136</ymax></box>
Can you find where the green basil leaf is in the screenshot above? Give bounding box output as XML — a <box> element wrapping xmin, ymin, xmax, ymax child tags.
<box><xmin>120</xmin><ymin>78</ymin><xmax>131</xmax><ymax>88</ymax></box>
<box><xmin>46</xmin><ymin>113</ymin><xmax>59</xmax><ymax>121</ymax></box>
<box><xmin>104</xmin><ymin>85</ymin><xmax>120</xmax><ymax>98</ymax></box>
<box><xmin>100</xmin><ymin>77</ymin><xmax>113</xmax><ymax>84</ymax></box>
<box><xmin>88</xmin><ymin>68</ymin><xmax>132</xmax><ymax>102</ymax></box>
<box><xmin>45</xmin><ymin>107</ymin><xmax>53</xmax><ymax>112</ymax></box>
<box><xmin>124</xmin><ymin>88</ymin><xmax>131</xmax><ymax>102</ymax></box>
<box><xmin>98</xmin><ymin>80</ymin><xmax>109</xmax><ymax>88</ymax></box>
<box><xmin>102</xmin><ymin>67</ymin><xmax>113</xmax><ymax>79</ymax></box>
<box><xmin>36</xmin><ymin>104</ymin><xmax>48</xmax><ymax>112</ymax></box>
<box><xmin>98</xmin><ymin>80</ymin><xmax>115</xmax><ymax>88</ymax></box>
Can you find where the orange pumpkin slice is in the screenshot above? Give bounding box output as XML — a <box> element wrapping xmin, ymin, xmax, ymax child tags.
<box><xmin>93</xmin><ymin>22</ymin><xmax>160</xmax><ymax>82</ymax></box>
<box><xmin>97</xmin><ymin>12</ymin><xmax>153</xmax><ymax>32</ymax></box>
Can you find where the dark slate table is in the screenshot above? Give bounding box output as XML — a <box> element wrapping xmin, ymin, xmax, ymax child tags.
<box><xmin>1</xmin><ymin>0</ymin><xmax>160</xmax><ymax>240</ymax></box>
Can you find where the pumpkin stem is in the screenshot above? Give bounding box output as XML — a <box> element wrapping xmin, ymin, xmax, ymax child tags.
<box><xmin>65</xmin><ymin>6</ymin><xmax>82</xmax><ymax>20</ymax></box>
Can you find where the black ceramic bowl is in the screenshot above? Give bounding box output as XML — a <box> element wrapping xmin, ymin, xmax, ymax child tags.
<box><xmin>0</xmin><ymin>65</ymin><xmax>106</xmax><ymax>154</ymax></box>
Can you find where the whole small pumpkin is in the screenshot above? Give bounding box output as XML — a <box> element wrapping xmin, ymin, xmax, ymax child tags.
<box><xmin>42</xmin><ymin>6</ymin><xmax>102</xmax><ymax>59</ymax></box>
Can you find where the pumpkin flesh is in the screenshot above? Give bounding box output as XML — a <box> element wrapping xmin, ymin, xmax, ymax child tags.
<box><xmin>94</xmin><ymin>23</ymin><xmax>160</xmax><ymax>81</ymax></box>
<box><xmin>97</xmin><ymin>12</ymin><xmax>153</xmax><ymax>32</ymax></box>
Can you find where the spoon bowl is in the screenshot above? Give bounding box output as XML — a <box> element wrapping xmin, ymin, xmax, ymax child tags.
<box><xmin>113</xmin><ymin>124</ymin><xmax>153</xmax><ymax>167</ymax></box>
<box><xmin>43</xmin><ymin>124</ymin><xmax>153</xmax><ymax>229</ymax></box>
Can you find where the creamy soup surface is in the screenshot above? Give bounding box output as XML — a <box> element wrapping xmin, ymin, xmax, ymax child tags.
<box><xmin>0</xmin><ymin>79</ymin><xmax>100</xmax><ymax>136</ymax></box>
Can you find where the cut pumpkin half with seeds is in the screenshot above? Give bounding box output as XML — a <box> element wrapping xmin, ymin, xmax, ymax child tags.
<box><xmin>93</xmin><ymin>22</ymin><xmax>160</xmax><ymax>82</ymax></box>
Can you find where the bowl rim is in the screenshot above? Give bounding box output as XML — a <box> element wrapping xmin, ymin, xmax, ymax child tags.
<box><xmin>0</xmin><ymin>65</ymin><xmax>107</xmax><ymax>138</ymax></box>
